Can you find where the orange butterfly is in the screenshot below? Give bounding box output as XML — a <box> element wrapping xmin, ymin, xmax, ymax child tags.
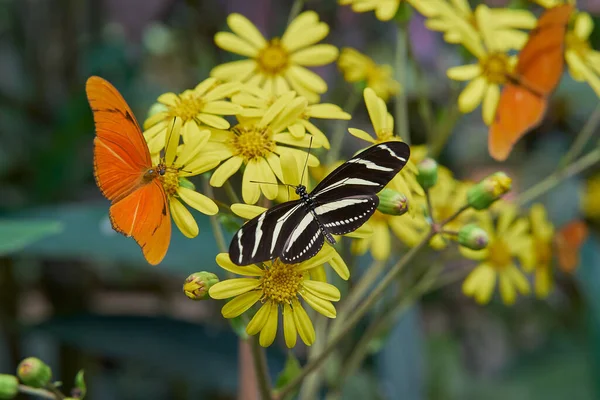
<box><xmin>554</xmin><ymin>220</ymin><xmax>588</xmax><ymax>273</ymax></box>
<box><xmin>489</xmin><ymin>4</ymin><xmax>574</xmax><ymax>161</ymax></box>
<box><xmin>86</xmin><ymin>76</ymin><xmax>171</xmax><ymax>265</ymax></box>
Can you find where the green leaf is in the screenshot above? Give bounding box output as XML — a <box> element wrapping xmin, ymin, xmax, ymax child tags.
<box><xmin>274</xmin><ymin>352</ymin><xmax>301</xmax><ymax>400</ymax></box>
<box><xmin>74</xmin><ymin>370</ymin><xmax>86</xmax><ymax>399</ymax></box>
<box><xmin>0</xmin><ymin>220</ymin><xmax>62</xmax><ymax>256</ymax></box>
<box><xmin>228</xmin><ymin>315</ymin><xmax>248</xmax><ymax>340</ymax></box>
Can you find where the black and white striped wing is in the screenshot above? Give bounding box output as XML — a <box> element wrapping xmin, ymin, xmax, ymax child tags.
<box><xmin>311</xmin><ymin>141</ymin><xmax>410</xmax><ymax>203</ymax></box>
<box><xmin>314</xmin><ymin>195</ymin><xmax>379</xmax><ymax>236</ymax></box>
<box><xmin>280</xmin><ymin>211</ymin><xmax>326</xmax><ymax>264</ymax></box>
<box><xmin>229</xmin><ymin>200</ymin><xmax>304</xmax><ymax>266</ymax></box>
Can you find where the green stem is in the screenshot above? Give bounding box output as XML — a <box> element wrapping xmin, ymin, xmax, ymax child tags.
<box><xmin>561</xmin><ymin>103</ymin><xmax>600</xmax><ymax>168</ymax></box>
<box><xmin>250</xmin><ymin>336</ymin><xmax>273</xmax><ymax>400</ymax></box>
<box><xmin>274</xmin><ymin>234</ymin><xmax>433</xmax><ymax>400</ymax></box>
<box><xmin>424</xmin><ymin>188</ymin><xmax>435</xmax><ymax>224</ymax></box>
<box><xmin>203</xmin><ymin>178</ymin><xmax>228</xmax><ymax>254</ymax></box>
<box><xmin>327</xmin><ymin>90</ymin><xmax>361</xmax><ymax>164</ymax></box>
<box><xmin>18</xmin><ymin>385</ymin><xmax>56</xmax><ymax>399</ymax></box>
<box><xmin>516</xmin><ymin>147</ymin><xmax>600</xmax><ymax>207</ymax></box>
<box><xmin>287</xmin><ymin>0</ymin><xmax>305</xmax><ymax>25</ymax></box>
<box><xmin>44</xmin><ymin>383</ymin><xmax>66</xmax><ymax>400</ymax></box>
<box><xmin>394</xmin><ymin>22</ymin><xmax>410</xmax><ymax>145</ymax></box>
<box><xmin>428</xmin><ymin>83</ymin><xmax>460</xmax><ymax>158</ymax></box>
<box><xmin>298</xmin><ymin>315</ymin><xmax>328</xmax><ymax>400</ymax></box>
<box><xmin>224</xmin><ymin>181</ymin><xmax>241</xmax><ymax>204</ymax></box>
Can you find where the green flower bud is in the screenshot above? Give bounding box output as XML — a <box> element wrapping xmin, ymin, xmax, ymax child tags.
<box><xmin>183</xmin><ymin>272</ymin><xmax>219</xmax><ymax>300</ymax></box>
<box><xmin>393</xmin><ymin>2</ymin><xmax>413</xmax><ymax>23</ymax></box>
<box><xmin>458</xmin><ymin>224</ymin><xmax>489</xmax><ymax>250</ymax></box>
<box><xmin>417</xmin><ymin>158</ymin><xmax>438</xmax><ymax>190</ymax></box>
<box><xmin>377</xmin><ymin>188</ymin><xmax>408</xmax><ymax>216</ymax></box>
<box><xmin>0</xmin><ymin>374</ymin><xmax>18</xmax><ymax>399</ymax></box>
<box><xmin>17</xmin><ymin>358</ymin><xmax>51</xmax><ymax>388</ymax></box>
<box><xmin>178</xmin><ymin>177</ymin><xmax>196</xmax><ymax>191</ymax></box>
<box><xmin>467</xmin><ymin>172</ymin><xmax>512</xmax><ymax>210</ymax></box>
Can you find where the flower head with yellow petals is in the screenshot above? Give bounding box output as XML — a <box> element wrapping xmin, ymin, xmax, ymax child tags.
<box><xmin>461</xmin><ymin>204</ymin><xmax>533</xmax><ymax>305</ymax></box>
<box><xmin>564</xmin><ymin>12</ymin><xmax>600</xmax><ymax>98</ymax></box>
<box><xmin>526</xmin><ymin>204</ymin><xmax>555</xmax><ymax>298</ymax></box>
<box><xmin>210</xmin><ymin>12</ymin><xmax>338</xmax><ymax>103</ymax></box>
<box><xmin>338</xmin><ymin>47</ymin><xmax>401</xmax><ymax>102</ymax></box>
<box><xmin>143</xmin><ymin>77</ymin><xmax>242</xmax><ymax>154</ymax></box>
<box><xmin>209</xmin><ymin>248</ymin><xmax>341</xmax><ymax>348</ymax></box>
<box><xmin>339</xmin><ymin>0</ymin><xmax>408</xmax><ymax>21</ymax></box>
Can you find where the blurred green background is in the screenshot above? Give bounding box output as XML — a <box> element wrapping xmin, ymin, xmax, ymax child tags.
<box><xmin>2</xmin><ymin>0</ymin><xmax>600</xmax><ymax>398</ymax></box>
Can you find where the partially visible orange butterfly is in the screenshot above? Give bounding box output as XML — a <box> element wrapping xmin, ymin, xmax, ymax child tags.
<box><xmin>86</xmin><ymin>76</ymin><xmax>171</xmax><ymax>265</ymax></box>
<box><xmin>489</xmin><ymin>4</ymin><xmax>574</xmax><ymax>161</ymax></box>
<box><xmin>554</xmin><ymin>220</ymin><xmax>588</xmax><ymax>273</ymax></box>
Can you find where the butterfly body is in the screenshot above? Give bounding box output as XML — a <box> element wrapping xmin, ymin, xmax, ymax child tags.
<box><xmin>489</xmin><ymin>4</ymin><xmax>573</xmax><ymax>161</ymax></box>
<box><xmin>229</xmin><ymin>141</ymin><xmax>410</xmax><ymax>266</ymax></box>
<box><xmin>87</xmin><ymin>76</ymin><xmax>171</xmax><ymax>265</ymax></box>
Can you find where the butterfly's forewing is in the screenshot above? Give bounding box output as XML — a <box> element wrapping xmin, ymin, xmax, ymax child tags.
<box><xmin>86</xmin><ymin>76</ymin><xmax>171</xmax><ymax>265</ymax></box>
<box><xmin>109</xmin><ymin>180</ymin><xmax>171</xmax><ymax>265</ymax></box>
<box><xmin>489</xmin><ymin>5</ymin><xmax>573</xmax><ymax>161</ymax></box>
<box><xmin>229</xmin><ymin>200</ymin><xmax>303</xmax><ymax>266</ymax></box>
<box><xmin>312</xmin><ymin>141</ymin><xmax>410</xmax><ymax>202</ymax></box>
<box><xmin>280</xmin><ymin>211</ymin><xmax>326</xmax><ymax>264</ymax></box>
<box><xmin>555</xmin><ymin>220</ymin><xmax>588</xmax><ymax>274</ymax></box>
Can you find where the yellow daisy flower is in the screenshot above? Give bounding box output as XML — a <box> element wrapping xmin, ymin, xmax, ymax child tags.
<box><xmin>348</xmin><ymin>88</ymin><xmax>423</xmax><ymax>206</ymax></box>
<box><xmin>414</xmin><ymin>1</ymin><xmax>536</xmax><ymax>51</ymax></box>
<box><xmin>208</xmin><ymin>250</ymin><xmax>341</xmax><ymax>348</ymax></box>
<box><xmin>206</xmin><ymin>91</ymin><xmax>321</xmax><ymax>204</ymax></box>
<box><xmin>338</xmin><ymin>47</ymin><xmax>401</xmax><ymax>102</ymax></box>
<box><xmin>210</xmin><ymin>12</ymin><xmax>338</xmax><ymax>103</ymax></box>
<box><xmin>232</xmin><ymin>85</ymin><xmax>351</xmax><ymax>149</ymax></box>
<box><xmin>445</xmin><ymin>5</ymin><xmax>518</xmax><ymax>125</ymax></box>
<box><xmin>339</xmin><ymin>0</ymin><xmax>409</xmax><ymax>21</ymax></box>
<box><xmin>526</xmin><ymin>204</ymin><xmax>555</xmax><ymax>298</ymax></box>
<box><xmin>582</xmin><ymin>173</ymin><xmax>600</xmax><ymax>219</ymax></box>
<box><xmin>143</xmin><ymin>77</ymin><xmax>242</xmax><ymax>154</ymax></box>
<box><xmin>149</xmin><ymin>119</ymin><xmax>220</xmax><ymax>237</ymax></box>
<box><xmin>461</xmin><ymin>205</ymin><xmax>532</xmax><ymax>305</ymax></box>
<box><xmin>565</xmin><ymin>12</ymin><xmax>600</xmax><ymax>98</ymax></box>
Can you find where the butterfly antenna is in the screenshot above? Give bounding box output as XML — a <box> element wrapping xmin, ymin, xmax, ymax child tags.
<box><xmin>299</xmin><ymin>135</ymin><xmax>313</xmax><ymax>186</ymax></box>
<box><xmin>250</xmin><ymin>180</ymin><xmax>296</xmax><ymax>190</ymax></box>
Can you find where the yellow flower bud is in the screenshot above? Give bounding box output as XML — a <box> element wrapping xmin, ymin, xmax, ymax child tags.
<box><xmin>17</xmin><ymin>358</ymin><xmax>51</xmax><ymax>388</ymax></box>
<box><xmin>458</xmin><ymin>224</ymin><xmax>489</xmax><ymax>250</ymax></box>
<box><xmin>183</xmin><ymin>272</ymin><xmax>219</xmax><ymax>300</ymax></box>
<box><xmin>416</xmin><ymin>158</ymin><xmax>438</xmax><ymax>190</ymax></box>
<box><xmin>467</xmin><ymin>172</ymin><xmax>512</xmax><ymax>210</ymax></box>
<box><xmin>377</xmin><ymin>188</ymin><xmax>408</xmax><ymax>216</ymax></box>
<box><xmin>0</xmin><ymin>374</ymin><xmax>18</xmax><ymax>399</ymax></box>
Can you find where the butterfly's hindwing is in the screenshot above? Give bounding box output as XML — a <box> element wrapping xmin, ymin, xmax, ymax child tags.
<box><xmin>315</xmin><ymin>195</ymin><xmax>379</xmax><ymax>236</ymax></box>
<box><xmin>312</xmin><ymin>142</ymin><xmax>410</xmax><ymax>202</ymax></box>
<box><xmin>280</xmin><ymin>210</ymin><xmax>325</xmax><ymax>264</ymax></box>
<box><xmin>229</xmin><ymin>200</ymin><xmax>303</xmax><ymax>266</ymax></box>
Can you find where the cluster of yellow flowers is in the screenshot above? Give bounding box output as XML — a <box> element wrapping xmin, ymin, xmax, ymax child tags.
<box><xmin>145</xmin><ymin>2</ymin><xmax>593</xmax><ymax>348</ymax></box>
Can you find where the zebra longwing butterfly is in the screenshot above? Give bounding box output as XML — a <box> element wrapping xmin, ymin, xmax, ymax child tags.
<box><xmin>229</xmin><ymin>141</ymin><xmax>410</xmax><ymax>266</ymax></box>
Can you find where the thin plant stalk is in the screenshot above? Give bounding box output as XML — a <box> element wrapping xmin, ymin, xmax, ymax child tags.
<box><xmin>327</xmin><ymin>90</ymin><xmax>361</xmax><ymax>164</ymax></box>
<box><xmin>561</xmin><ymin>103</ymin><xmax>600</xmax><ymax>167</ymax></box>
<box><xmin>394</xmin><ymin>23</ymin><xmax>410</xmax><ymax>145</ymax></box>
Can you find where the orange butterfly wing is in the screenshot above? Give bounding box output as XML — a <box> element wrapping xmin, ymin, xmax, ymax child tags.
<box><xmin>489</xmin><ymin>5</ymin><xmax>573</xmax><ymax>161</ymax></box>
<box><xmin>554</xmin><ymin>220</ymin><xmax>588</xmax><ymax>274</ymax></box>
<box><xmin>109</xmin><ymin>180</ymin><xmax>171</xmax><ymax>265</ymax></box>
<box><xmin>86</xmin><ymin>76</ymin><xmax>171</xmax><ymax>265</ymax></box>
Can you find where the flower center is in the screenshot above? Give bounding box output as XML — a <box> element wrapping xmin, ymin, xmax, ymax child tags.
<box><xmin>169</xmin><ymin>90</ymin><xmax>204</xmax><ymax>121</ymax></box>
<box><xmin>257</xmin><ymin>38</ymin><xmax>290</xmax><ymax>75</ymax></box>
<box><xmin>260</xmin><ymin>259</ymin><xmax>303</xmax><ymax>304</ymax></box>
<box><xmin>159</xmin><ymin>165</ymin><xmax>180</xmax><ymax>196</ymax></box>
<box><xmin>566</xmin><ymin>31</ymin><xmax>591</xmax><ymax>59</ymax></box>
<box><xmin>481</xmin><ymin>53</ymin><xmax>511</xmax><ymax>84</ymax></box>
<box><xmin>534</xmin><ymin>238</ymin><xmax>552</xmax><ymax>266</ymax></box>
<box><xmin>230</xmin><ymin>124</ymin><xmax>276</xmax><ymax>161</ymax></box>
<box><xmin>488</xmin><ymin>238</ymin><xmax>512</xmax><ymax>268</ymax></box>
<box><xmin>376</xmin><ymin>128</ymin><xmax>395</xmax><ymax>142</ymax></box>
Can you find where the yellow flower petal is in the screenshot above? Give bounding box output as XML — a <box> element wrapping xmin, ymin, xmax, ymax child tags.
<box><xmin>345</xmin><ymin>223</ymin><xmax>373</xmax><ymax>239</ymax></box>
<box><xmin>301</xmin><ymin>120</ymin><xmax>330</xmax><ymax>149</ymax></box>
<box><xmin>214</xmin><ymin>32</ymin><xmax>259</xmax><ymax>57</ymax></box>
<box><xmin>170</xmin><ymin>197</ymin><xmax>198</xmax><ymax>238</ymax></box>
<box><xmin>216</xmin><ymin>252</ymin><xmax>264</xmax><ymax>276</ymax></box>
<box><xmin>210</xmin><ymin>60</ymin><xmax>257</xmax><ymax>81</ymax></box>
<box><xmin>499</xmin><ymin>272</ymin><xmax>516</xmax><ymax>305</ymax></box>
<box><xmin>210</xmin><ymin>156</ymin><xmax>244</xmax><ymax>187</ymax></box>
<box><xmin>201</xmin><ymin>101</ymin><xmax>242</xmax><ymax>116</ymax></box>
<box><xmin>364</xmin><ymin>88</ymin><xmax>386</xmax><ymax>134</ymax></box>
<box><xmin>242</xmin><ymin>159</ymin><xmax>262</xmax><ymax>204</ymax></box>
<box><xmin>302</xmin><ymin>280</ymin><xmax>341</xmax><ymax>301</ymax></box>
<box><xmin>574</xmin><ymin>12</ymin><xmax>593</xmax><ymax>41</ymax></box>
<box><xmin>458</xmin><ymin>76</ymin><xmax>486</xmax><ymax>113</ymax></box>
<box><xmin>375</xmin><ymin>1</ymin><xmax>399</xmax><ymax>21</ymax></box>
<box><xmin>227</xmin><ymin>13</ymin><xmax>267</xmax><ymax>49</ymax></box>
<box><xmin>178</xmin><ymin>187</ymin><xmax>218</xmax><ymax>215</ymax></box>
<box><xmin>308</xmin><ymin>103</ymin><xmax>351</xmax><ymax>120</ymax></box>
<box><xmin>164</xmin><ymin>117</ymin><xmax>183</xmax><ymax>166</ymax></box>
<box><xmin>287</xmin><ymin>66</ymin><xmax>328</xmax><ymax>93</ymax></box>
<box><xmin>298</xmin><ymin>245</ymin><xmax>335</xmax><ymax>270</ymax></box>
<box><xmin>482</xmin><ymin>83</ymin><xmax>500</xmax><ymax>125</ymax></box>
<box><xmin>447</xmin><ymin>64</ymin><xmax>481</xmax><ymax>82</ymax></box>
<box><xmin>290</xmin><ymin>44</ymin><xmax>339</xmax><ymax>66</ymax></box>
<box><xmin>292</xmin><ymin>299</ymin><xmax>315</xmax><ymax>345</ymax></box>
<box><xmin>221</xmin><ymin>291</ymin><xmax>262</xmax><ymax>318</ymax></box>
<box><xmin>259</xmin><ymin>91</ymin><xmax>296</xmax><ymax>127</ymax></box>
<box><xmin>535</xmin><ymin>266</ymin><xmax>552</xmax><ymax>298</ymax></box>
<box><xmin>256</xmin><ymin>157</ymin><xmax>279</xmax><ymax>200</ymax></box>
<box><xmin>506</xmin><ymin>264</ymin><xmax>530</xmax><ymax>294</ymax></box>
<box><xmin>231</xmin><ymin>204</ymin><xmax>267</xmax><ymax>220</ymax></box>
<box><xmin>283</xmin><ymin>303</ymin><xmax>297</xmax><ymax>348</ymax></box>
<box><xmin>371</xmin><ymin>220</ymin><xmax>391</xmax><ymax>260</ymax></box>
<box><xmin>259</xmin><ymin>302</ymin><xmax>278</xmax><ymax>347</ymax></box>
<box><xmin>247</xmin><ymin>301</ymin><xmax>272</xmax><ymax>335</ymax></box>
<box><xmin>209</xmin><ymin>278</ymin><xmax>261</xmax><ymax>299</ymax></box>
<box><xmin>282</xmin><ymin>18</ymin><xmax>329</xmax><ymax>52</ymax></box>
<box><xmin>300</xmin><ymin>290</ymin><xmax>336</xmax><ymax>318</ymax></box>
<box><xmin>348</xmin><ymin>128</ymin><xmax>376</xmax><ymax>143</ymax></box>
<box><xmin>328</xmin><ymin>250</ymin><xmax>350</xmax><ymax>280</ymax></box>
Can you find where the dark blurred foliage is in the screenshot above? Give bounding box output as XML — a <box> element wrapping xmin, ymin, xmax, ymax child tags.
<box><xmin>2</xmin><ymin>0</ymin><xmax>600</xmax><ymax>399</ymax></box>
